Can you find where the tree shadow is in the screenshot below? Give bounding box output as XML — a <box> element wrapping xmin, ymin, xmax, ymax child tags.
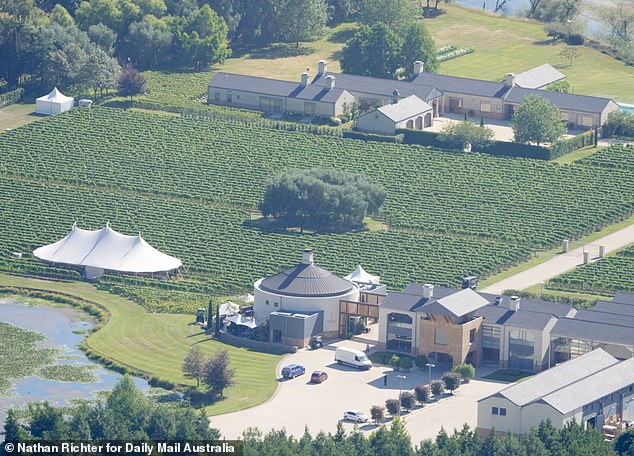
<box><xmin>328</xmin><ymin>27</ymin><xmax>357</xmax><ymax>43</ymax></box>
<box><xmin>422</xmin><ymin>7</ymin><xmax>447</xmax><ymax>18</ymax></box>
<box><xmin>100</xmin><ymin>100</ymin><xmax>135</xmax><ymax>109</ymax></box>
<box><xmin>185</xmin><ymin>389</ymin><xmax>218</xmax><ymax>408</ymax></box>
<box><xmin>533</xmin><ymin>38</ymin><xmax>558</xmax><ymax>46</ymax></box>
<box><xmin>249</xmin><ymin>43</ymin><xmax>316</xmax><ymax>60</ymax></box>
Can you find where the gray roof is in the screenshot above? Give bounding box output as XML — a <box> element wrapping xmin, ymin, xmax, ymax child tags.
<box><xmin>502</xmin><ymin>311</ymin><xmax>557</xmax><ymax>330</ymax></box>
<box><xmin>421</xmin><ymin>288</ymin><xmax>490</xmax><ymax>318</ymax></box>
<box><xmin>375</xmin><ymin>95</ymin><xmax>432</xmax><ymax>122</ymax></box>
<box><xmin>481</xmin><ymin>349</ymin><xmax>618</xmax><ymax>407</ymax></box>
<box><xmin>551</xmin><ymin>317</ymin><xmax>634</xmax><ymax>345</ymax></box>
<box><xmin>514</xmin><ymin>64</ymin><xmax>566</xmax><ymax>89</ymax></box>
<box><xmin>540</xmin><ymin>357</ymin><xmax>634</xmax><ymax>413</ymax></box>
<box><xmin>381</xmin><ymin>285</ymin><xmax>458</xmax><ymax>313</ymax></box>
<box><xmin>259</xmin><ymin>263</ymin><xmax>354</xmax><ymax>297</ymax></box>
<box><xmin>412</xmin><ymin>72</ymin><xmax>509</xmax><ymax>98</ymax></box>
<box><xmin>209</xmin><ymin>72</ymin><xmax>349</xmax><ymax>103</ymax></box>
<box><xmin>477</xmin><ymin>293</ymin><xmax>573</xmax><ymax>317</ymax></box>
<box><xmin>594</xmin><ymin>300</ymin><xmax>634</xmax><ymax>316</ymax></box>
<box><xmin>573</xmin><ymin>309</ymin><xmax>634</xmax><ymax>328</ymax></box>
<box><xmin>504</xmin><ymin>86</ymin><xmax>614</xmax><ymax>113</ymax></box>
<box><xmin>312</xmin><ymin>71</ymin><xmax>442</xmax><ymax>102</ymax></box>
<box><xmin>615</xmin><ymin>292</ymin><xmax>634</xmax><ymax>305</ymax></box>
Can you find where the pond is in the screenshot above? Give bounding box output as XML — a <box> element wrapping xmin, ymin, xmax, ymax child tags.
<box><xmin>0</xmin><ymin>297</ymin><xmax>150</xmax><ymax>428</ymax></box>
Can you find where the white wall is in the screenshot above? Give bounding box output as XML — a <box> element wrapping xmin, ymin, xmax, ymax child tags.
<box><xmin>356</xmin><ymin>112</ymin><xmax>395</xmax><ymax>135</ymax></box>
<box><xmin>477</xmin><ymin>397</ymin><xmax>520</xmax><ymax>435</ymax></box>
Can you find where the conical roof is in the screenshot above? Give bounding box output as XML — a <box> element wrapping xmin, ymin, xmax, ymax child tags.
<box><xmin>344</xmin><ymin>265</ymin><xmax>380</xmax><ymax>284</ymax></box>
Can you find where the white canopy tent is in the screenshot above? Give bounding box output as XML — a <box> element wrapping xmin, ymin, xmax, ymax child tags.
<box><xmin>225</xmin><ymin>314</ymin><xmax>258</xmax><ymax>328</ymax></box>
<box><xmin>36</xmin><ymin>87</ymin><xmax>74</xmax><ymax>115</ymax></box>
<box><xmin>344</xmin><ymin>265</ymin><xmax>380</xmax><ymax>284</ymax></box>
<box><xmin>33</xmin><ymin>223</ymin><xmax>182</xmax><ymax>279</ymax></box>
<box><xmin>218</xmin><ymin>301</ymin><xmax>241</xmax><ymax>317</ymax></box>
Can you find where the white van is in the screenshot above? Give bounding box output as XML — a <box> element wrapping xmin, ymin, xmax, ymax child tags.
<box><xmin>335</xmin><ymin>347</ymin><xmax>372</xmax><ymax>370</ymax></box>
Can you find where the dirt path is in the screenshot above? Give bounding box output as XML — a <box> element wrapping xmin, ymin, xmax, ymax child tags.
<box><xmin>482</xmin><ymin>223</ymin><xmax>634</xmax><ymax>294</ymax></box>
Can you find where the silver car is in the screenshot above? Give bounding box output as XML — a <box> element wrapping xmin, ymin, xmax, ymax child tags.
<box><xmin>343</xmin><ymin>410</ymin><xmax>368</xmax><ymax>423</ymax></box>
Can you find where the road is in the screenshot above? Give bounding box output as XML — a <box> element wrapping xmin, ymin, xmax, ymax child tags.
<box><xmin>482</xmin><ymin>223</ymin><xmax>634</xmax><ymax>294</ymax></box>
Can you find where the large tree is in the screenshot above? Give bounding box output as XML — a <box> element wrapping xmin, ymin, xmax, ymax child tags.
<box><xmin>276</xmin><ymin>0</ymin><xmax>328</xmax><ymax>47</ymax></box>
<box><xmin>511</xmin><ymin>95</ymin><xmax>566</xmax><ymax>145</ymax></box>
<box><xmin>82</xmin><ymin>45</ymin><xmax>121</xmax><ymax>97</ymax></box>
<box><xmin>118</xmin><ymin>66</ymin><xmax>146</xmax><ymax>100</ymax></box>
<box><xmin>356</xmin><ymin>0</ymin><xmax>419</xmax><ymax>29</ymax></box>
<box><xmin>440</xmin><ymin>121</ymin><xmax>494</xmax><ymax>150</ymax></box>
<box><xmin>600</xmin><ymin>0</ymin><xmax>634</xmax><ymax>60</ymax></box>
<box><xmin>176</xmin><ymin>4</ymin><xmax>231</xmax><ymax>69</ymax></box>
<box><xmin>340</xmin><ymin>23</ymin><xmax>402</xmax><ymax>79</ymax></box>
<box><xmin>202</xmin><ymin>349</ymin><xmax>236</xmax><ymax>398</ymax></box>
<box><xmin>122</xmin><ymin>15</ymin><xmax>173</xmax><ymax>68</ymax></box>
<box><xmin>0</xmin><ymin>0</ymin><xmax>42</xmax><ymax>86</ymax></box>
<box><xmin>400</xmin><ymin>22</ymin><xmax>438</xmax><ymax>77</ymax></box>
<box><xmin>182</xmin><ymin>345</ymin><xmax>205</xmax><ymax>386</ymax></box>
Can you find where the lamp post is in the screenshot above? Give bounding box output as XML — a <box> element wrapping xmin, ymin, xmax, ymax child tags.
<box><xmin>540</xmin><ymin>281</ymin><xmax>545</xmax><ymax>299</ymax></box>
<box><xmin>396</xmin><ymin>374</ymin><xmax>406</xmax><ymax>414</ymax></box>
<box><xmin>425</xmin><ymin>362</ymin><xmax>435</xmax><ymax>385</ymax></box>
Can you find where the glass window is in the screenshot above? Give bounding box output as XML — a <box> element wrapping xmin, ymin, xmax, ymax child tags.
<box><xmin>274</xmin><ymin>302</ymin><xmax>278</xmax><ymax>307</ymax></box>
<box><xmin>266</xmin><ymin>300</ymin><xmax>269</xmax><ymax>305</ymax></box>
<box><xmin>435</xmin><ymin>329</ymin><xmax>448</xmax><ymax>345</ymax></box>
<box><xmin>226</xmin><ymin>93</ymin><xmax>232</xmax><ymax>103</ymax></box>
<box><xmin>469</xmin><ymin>328</ymin><xmax>476</xmax><ymax>343</ymax></box>
<box><xmin>492</xmin><ymin>407</ymin><xmax>499</xmax><ymax>415</ymax></box>
<box><xmin>500</xmin><ymin>408</ymin><xmax>506</xmax><ymax>416</ymax></box>
<box><xmin>214</xmin><ymin>92</ymin><xmax>220</xmax><ymax>102</ymax></box>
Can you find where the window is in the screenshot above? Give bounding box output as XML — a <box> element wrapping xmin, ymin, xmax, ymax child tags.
<box><xmin>561</xmin><ymin>111</ymin><xmax>569</xmax><ymax>121</ymax></box>
<box><xmin>480</xmin><ymin>101</ymin><xmax>492</xmax><ymax>112</ymax></box>
<box><xmin>492</xmin><ymin>407</ymin><xmax>499</xmax><ymax>415</ymax></box>
<box><xmin>274</xmin><ymin>302</ymin><xmax>278</xmax><ymax>307</ymax></box>
<box><xmin>266</xmin><ymin>300</ymin><xmax>269</xmax><ymax>305</ymax></box>
<box><xmin>500</xmin><ymin>408</ymin><xmax>506</xmax><ymax>416</ymax></box>
<box><xmin>469</xmin><ymin>328</ymin><xmax>476</xmax><ymax>343</ymax></box>
<box><xmin>226</xmin><ymin>93</ymin><xmax>232</xmax><ymax>103</ymax></box>
<box><xmin>435</xmin><ymin>329</ymin><xmax>448</xmax><ymax>345</ymax></box>
<box><xmin>214</xmin><ymin>92</ymin><xmax>220</xmax><ymax>102</ymax></box>
<box><xmin>578</xmin><ymin>114</ymin><xmax>594</xmax><ymax>127</ymax></box>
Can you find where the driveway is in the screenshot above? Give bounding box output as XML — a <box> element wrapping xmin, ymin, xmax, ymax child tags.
<box><xmin>210</xmin><ymin>338</ymin><xmax>507</xmax><ymax>444</ymax></box>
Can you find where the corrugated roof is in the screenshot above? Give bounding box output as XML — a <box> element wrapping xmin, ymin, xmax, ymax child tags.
<box><xmin>421</xmin><ymin>288</ymin><xmax>490</xmax><ymax>317</ymax></box>
<box><xmin>312</xmin><ymin>71</ymin><xmax>442</xmax><ymax>102</ymax></box>
<box><xmin>375</xmin><ymin>95</ymin><xmax>432</xmax><ymax>122</ymax></box>
<box><xmin>412</xmin><ymin>72</ymin><xmax>509</xmax><ymax>98</ymax></box>
<box><xmin>514</xmin><ymin>64</ymin><xmax>566</xmax><ymax>89</ymax></box>
<box><xmin>551</xmin><ymin>317</ymin><xmax>634</xmax><ymax>345</ymax></box>
<box><xmin>594</xmin><ymin>300</ymin><xmax>634</xmax><ymax>316</ymax></box>
<box><xmin>484</xmin><ymin>349</ymin><xmax>618</xmax><ymax>407</ymax></box>
<box><xmin>259</xmin><ymin>263</ymin><xmax>355</xmax><ymax>298</ymax></box>
<box><xmin>209</xmin><ymin>72</ymin><xmax>348</xmax><ymax>103</ymax></box>
<box><xmin>504</xmin><ymin>86</ymin><xmax>613</xmax><ymax>113</ymax></box>
<box><xmin>541</xmin><ymin>357</ymin><xmax>634</xmax><ymax>413</ymax></box>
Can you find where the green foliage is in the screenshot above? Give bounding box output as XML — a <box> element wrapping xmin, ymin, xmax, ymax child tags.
<box><xmin>414</xmin><ymin>384</ymin><xmax>430</xmax><ymax>404</ymax></box>
<box><xmin>414</xmin><ymin>355</ymin><xmax>428</xmax><ymax>370</ymax></box>
<box><xmin>511</xmin><ymin>94</ymin><xmax>567</xmax><ymax>145</ymax></box>
<box><xmin>603</xmin><ymin>111</ymin><xmax>634</xmax><ymax>139</ymax></box>
<box><xmin>453</xmin><ymin>363</ymin><xmax>476</xmax><ymax>380</ymax></box>
<box><xmin>357</xmin><ymin>0</ymin><xmax>419</xmax><ymax>29</ymax></box>
<box><xmin>340</xmin><ymin>23</ymin><xmax>403</xmax><ymax>78</ymax></box>
<box><xmin>549</xmin><ymin>129</ymin><xmax>595</xmax><ymax>159</ymax></box>
<box><xmin>546</xmin><ymin>79</ymin><xmax>571</xmax><ymax>93</ymax></box>
<box><xmin>176</xmin><ymin>4</ymin><xmax>231</xmax><ymax>68</ymax></box>
<box><xmin>400</xmin><ymin>22</ymin><xmax>438</xmax><ymax>76</ymax></box>
<box><xmin>431</xmin><ymin>379</ymin><xmax>444</xmax><ymax>396</ymax></box>
<box><xmin>276</xmin><ymin>0</ymin><xmax>328</xmax><ymax>45</ymax></box>
<box><xmin>399</xmin><ymin>391</ymin><xmax>416</xmax><ymax>410</ymax></box>
<box><xmin>385</xmin><ymin>398</ymin><xmax>401</xmax><ymax>416</ymax></box>
<box><xmin>440</xmin><ymin>121</ymin><xmax>495</xmax><ymax>150</ymax></box>
<box><xmin>389</xmin><ymin>354</ymin><xmax>402</xmax><ymax>371</ymax></box>
<box><xmin>202</xmin><ymin>349</ymin><xmax>236</xmax><ymax>397</ymax></box>
<box><xmin>614</xmin><ymin>426</ymin><xmax>634</xmax><ymax>455</ymax></box>
<box><xmin>182</xmin><ymin>345</ymin><xmax>205</xmax><ymax>386</ymax></box>
<box><xmin>441</xmin><ymin>371</ymin><xmax>461</xmax><ymax>392</ymax></box>
<box><xmin>399</xmin><ymin>357</ymin><xmax>413</xmax><ymax>371</ymax></box>
<box><xmin>370</xmin><ymin>405</ymin><xmax>385</xmax><ymax>424</ymax></box>
<box><xmin>38</xmin><ymin>364</ymin><xmax>99</xmax><ymax>383</ymax></box>
<box><xmin>259</xmin><ymin>168</ymin><xmax>386</xmax><ymax>232</ymax></box>
<box><xmin>0</xmin><ymin>87</ymin><xmax>24</xmax><ymax>108</ymax></box>
<box><xmin>343</xmin><ymin>130</ymin><xmax>404</xmax><ymax>143</ymax></box>
<box><xmin>578</xmin><ymin>143</ymin><xmax>634</xmax><ymax>171</ymax></box>
<box><xmin>118</xmin><ymin>67</ymin><xmax>147</xmax><ymax>100</ymax></box>
<box><xmin>50</xmin><ymin>5</ymin><xmax>75</xmax><ymax>27</ymax></box>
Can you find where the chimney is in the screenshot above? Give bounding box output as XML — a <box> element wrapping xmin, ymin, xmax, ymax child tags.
<box><xmin>302</xmin><ymin>248</ymin><xmax>314</xmax><ymax>265</ymax></box>
<box><xmin>318</xmin><ymin>60</ymin><xmax>328</xmax><ymax>75</ymax></box>
<box><xmin>325</xmin><ymin>75</ymin><xmax>335</xmax><ymax>90</ymax></box>
<box><xmin>509</xmin><ymin>296</ymin><xmax>521</xmax><ymax>312</ymax></box>
<box><xmin>494</xmin><ymin>296</ymin><xmax>503</xmax><ymax>306</ymax></box>
<box><xmin>392</xmin><ymin>89</ymin><xmax>400</xmax><ymax>104</ymax></box>
<box><xmin>301</xmin><ymin>72</ymin><xmax>311</xmax><ymax>87</ymax></box>
<box><xmin>422</xmin><ymin>284</ymin><xmax>434</xmax><ymax>299</ymax></box>
<box><xmin>506</xmin><ymin>73</ymin><xmax>516</xmax><ymax>87</ymax></box>
<box><xmin>414</xmin><ymin>60</ymin><xmax>424</xmax><ymax>75</ymax></box>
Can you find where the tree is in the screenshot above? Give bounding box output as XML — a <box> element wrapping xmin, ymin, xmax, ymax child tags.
<box><xmin>440</xmin><ymin>121</ymin><xmax>495</xmax><ymax>150</ymax></box>
<box><xmin>176</xmin><ymin>4</ymin><xmax>231</xmax><ymax>69</ymax></box>
<box><xmin>453</xmin><ymin>363</ymin><xmax>475</xmax><ymax>382</ymax></box>
<box><xmin>118</xmin><ymin>66</ymin><xmax>146</xmax><ymax>100</ymax></box>
<box><xmin>0</xmin><ymin>0</ymin><xmax>42</xmax><ymax>85</ymax></box>
<box><xmin>399</xmin><ymin>391</ymin><xmax>416</xmax><ymax>411</ymax></box>
<box><xmin>75</xmin><ymin>0</ymin><xmax>124</xmax><ymax>35</ymax></box>
<box><xmin>370</xmin><ymin>405</ymin><xmax>385</xmax><ymax>424</ymax></box>
<box><xmin>182</xmin><ymin>345</ymin><xmax>205</xmax><ymax>386</ymax></box>
<box><xmin>614</xmin><ymin>426</ymin><xmax>634</xmax><ymax>455</ymax></box>
<box><xmin>122</xmin><ymin>16</ymin><xmax>173</xmax><ymax>68</ymax></box>
<box><xmin>340</xmin><ymin>23</ymin><xmax>402</xmax><ymax>79</ymax></box>
<box><xmin>88</xmin><ymin>23</ymin><xmax>117</xmax><ymax>55</ymax></box>
<box><xmin>414</xmin><ymin>355</ymin><xmax>428</xmax><ymax>371</ymax></box>
<box><xmin>50</xmin><ymin>4</ymin><xmax>74</xmax><ymax>27</ymax></box>
<box><xmin>389</xmin><ymin>354</ymin><xmax>401</xmax><ymax>371</ymax></box>
<box><xmin>600</xmin><ymin>1</ymin><xmax>634</xmax><ymax>61</ymax></box>
<box><xmin>28</xmin><ymin>402</ymin><xmax>67</xmax><ymax>439</ymax></box>
<box><xmin>604</xmin><ymin>110</ymin><xmax>634</xmax><ymax>138</ymax></box>
<box><xmin>414</xmin><ymin>384</ymin><xmax>430</xmax><ymax>404</ymax></box>
<box><xmin>385</xmin><ymin>398</ymin><xmax>401</xmax><ymax>416</ymax></box>
<box><xmin>357</xmin><ymin>0</ymin><xmax>419</xmax><ymax>29</ymax></box>
<box><xmin>511</xmin><ymin>94</ymin><xmax>566</xmax><ymax>145</ymax></box>
<box><xmin>430</xmin><ymin>379</ymin><xmax>444</xmax><ymax>397</ymax></box>
<box><xmin>3</xmin><ymin>409</ymin><xmax>26</xmax><ymax>441</ymax></box>
<box><xmin>559</xmin><ymin>46</ymin><xmax>580</xmax><ymax>66</ymax></box>
<box><xmin>400</xmin><ymin>356</ymin><xmax>413</xmax><ymax>371</ymax></box>
<box><xmin>441</xmin><ymin>371</ymin><xmax>461</xmax><ymax>393</ymax></box>
<box><xmin>276</xmin><ymin>0</ymin><xmax>328</xmax><ymax>47</ymax></box>
<box><xmin>545</xmin><ymin>79</ymin><xmax>571</xmax><ymax>92</ymax></box>
<box><xmin>399</xmin><ymin>22</ymin><xmax>438</xmax><ymax>77</ymax></box>
<box><xmin>202</xmin><ymin>349</ymin><xmax>236</xmax><ymax>397</ymax></box>
<box><xmin>82</xmin><ymin>45</ymin><xmax>120</xmax><ymax>97</ymax></box>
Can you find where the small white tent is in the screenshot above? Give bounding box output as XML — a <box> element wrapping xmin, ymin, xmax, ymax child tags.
<box><xmin>344</xmin><ymin>265</ymin><xmax>380</xmax><ymax>285</ymax></box>
<box><xmin>36</xmin><ymin>87</ymin><xmax>74</xmax><ymax>115</ymax></box>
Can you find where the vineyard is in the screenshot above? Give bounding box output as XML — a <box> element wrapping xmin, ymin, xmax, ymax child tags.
<box><xmin>577</xmin><ymin>143</ymin><xmax>634</xmax><ymax>171</ymax></box>
<box><xmin>548</xmin><ymin>245</ymin><xmax>634</xmax><ymax>294</ymax></box>
<box><xmin>1</xmin><ymin>107</ymin><xmax>633</xmax><ymax>312</ymax></box>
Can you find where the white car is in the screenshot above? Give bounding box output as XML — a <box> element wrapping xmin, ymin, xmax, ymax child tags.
<box><xmin>343</xmin><ymin>410</ymin><xmax>368</xmax><ymax>423</ymax></box>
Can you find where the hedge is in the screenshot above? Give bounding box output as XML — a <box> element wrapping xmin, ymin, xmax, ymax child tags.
<box><xmin>396</xmin><ymin>129</ymin><xmax>446</xmax><ymax>148</ymax></box>
<box><xmin>343</xmin><ymin>130</ymin><xmax>404</xmax><ymax>143</ymax></box>
<box><xmin>0</xmin><ymin>88</ymin><xmax>24</xmax><ymax>108</ymax></box>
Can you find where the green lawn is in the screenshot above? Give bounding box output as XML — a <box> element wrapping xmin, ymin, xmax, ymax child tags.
<box><xmin>483</xmin><ymin>369</ymin><xmax>533</xmax><ymax>382</ymax></box>
<box><xmin>425</xmin><ymin>5</ymin><xmax>634</xmax><ymax>103</ymax></box>
<box><xmin>0</xmin><ymin>274</ymin><xmax>282</xmax><ymax>416</ymax></box>
<box><xmin>0</xmin><ymin>104</ymin><xmax>40</xmax><ymax>133</ymax></box>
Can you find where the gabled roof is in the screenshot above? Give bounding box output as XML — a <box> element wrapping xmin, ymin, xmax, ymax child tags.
<box><xmin>540</xmin><ymin>357</ymin><xmax>634</xmax><ymax>413</ymax></box>
<box><xmin>502</xmin><ymin>311</ymin><xmax>557</xmax><ymax>330</ymax></box>
<box><xmin>515</xmin><ymin>64</ymin><xmax>565</xmax><ymax>89</ymax></box>
<box><xmin>412</xmin><ymin>72</ymin><xmax>509</xmax><ymax>98</ymax></box>
<box><xmin>373</xmin><ymin>95</ymin><xmax>432</xmax><ymax>122</ymax></box>
<box><xmin>421</xmin><ymin>288</ymin><xmax>490</xmax><ymax>318</ymax></box>
<box><xmin>381</xmin><ymin>285</ymin><xmax>458</xmax><ymax>313</ymax></box>
<box><xmin>477</xmin><ymin>293</ymin><xmax>574</xmax><ymax>317</ymax></box>
<box><xmin>504</xmin><ymin>86</ymin><xmax>615</xmax><ymax>113</ymax></box>
<box><xmin>312</xmin><ymin>71</ymin><xmax>442</xmax><ymax>102</ymax></box>
<box><xmin>209</xmin><ymin>72</ymin><xmax>349</xmax><ymax>103</ymax></box>
<box><xmin>479</xmin><ymin>349</ymin><xmax>618</xmax><ymax>407</ymax></box>
<box><xmin>33</xmin><ymin>224</ymin><xmax>182</xmax><ymax>273</ymax></box>
<box><xmin>551</xmin><ymin>317</ymin><xmax>634</xmax><ymax>345</ymax></box>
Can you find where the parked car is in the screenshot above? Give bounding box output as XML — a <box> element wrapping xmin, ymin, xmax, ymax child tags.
<box><xmin>310</xmin><ymin>336</ymin><xmax>323</xmax><ymax>349</ymax></box>
<box><xmin>281</xmin><ymin>364</ymin><xmax>306</xmax><ymax>379</ymax></box>
<box><xmin>335</xmin><ymin>347</ymin><xmax>372</xmax><ymax>370</ymax></box>
<box><xmin>343</xmin><ymin>410</ymin><xmax>368</xmax><ymax>423</ymax></box>
<box><xmin>310</xmin><ymin>371</ymin><xmax>328</xmax><ymax>383</ymax></box>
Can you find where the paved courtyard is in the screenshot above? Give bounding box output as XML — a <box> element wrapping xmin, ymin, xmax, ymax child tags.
<box><xmin>211</xmin><ymin>337</ymin><xmax>507</xmax><ymax>444</ymax></box>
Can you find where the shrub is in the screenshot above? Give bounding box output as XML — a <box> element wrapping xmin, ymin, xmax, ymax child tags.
<box><xmin>603</xmin><ymin>110</ymin><xmax>634</xmax><ymax>138</ymax></box>
<box><xmin>431</xmin><ymin>379</ymin><xmax>444</xmax><ymax>397</ymax></box>
<box><xmin>370</xmin><ymin>405</ymin><xmax>385</xmax><ymax>424</ymax></box>
<box><xmin>440</xmin><ymin>121</ymin><xmax>494</xmax><ymax>150</ymax></box>
<box><xmin>385</xmin><ymin>398</ymin><xmax>401</xmax><ymax>416</ymax></box>
<box><xmin>442</xmin><ymin>371</ymin><xmax>461</xmax><ymax>393</ymax></box>
<box><xmin>389</xmin><ymin>355</ymin><xmax>401</xmax><ymax>371</ymax></box>
<box><xmin>414</xmin><ymin>355</ymin><xmax>429</xmax><ymax>371</ymax></box>
<box><xmin>414</xmin><ymin>384</ymin><xmax>430</xmax><ymax>404</ymax></box>
<box><xmin>343</xmin><ymin>130</ymin><xmax>403</xmax><ymax>143</ymax></box>
<box><xmin>400</xmin><ymin>356</ymin><xmax>413</xmax><ymax>371</ymax></box>
<box><xmin>400</xmin><ymin>391</ymin><xmax>416</xmax><ymax>411</ymax></box>
<box><xmin>0</xmin><ymin>88</ymin><xmax>24</xmax><ymax>108</ymax></box>
<box><xmin>453</xmin><ymin>364</ymin><xmax>476</xmax><ymax>382</ymax></box>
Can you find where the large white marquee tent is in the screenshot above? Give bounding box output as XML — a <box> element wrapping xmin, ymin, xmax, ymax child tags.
<box><xmin>36</xmin><ymin>87</ymin><xmax>74</xmax><ymax>115</ymax></box>
<box><xmin>33</xmin><ymin>223</ymin><xmax>182</xmax><ymax>279</ymax></box>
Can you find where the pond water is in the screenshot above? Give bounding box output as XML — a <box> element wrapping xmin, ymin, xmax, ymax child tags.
<box><xmin>0</xmin><ymin>297</ymin><xmax>150</xmax><ymax>428</ymax></box>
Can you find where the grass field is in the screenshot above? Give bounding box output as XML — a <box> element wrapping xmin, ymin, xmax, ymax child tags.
<box><xmin>0</xmin><ymin>274</ymin><xmax>281</xmax><ymax>415</ymax></box>
<box><xmin>0</xmin><ymin>104</ymin><xmax>39</xmax><ymax>133</ymax></box>
<box><xmin>483</xmin><ymin>369</ymin><xmax>533</xmax><ymax>382</ymax></box>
